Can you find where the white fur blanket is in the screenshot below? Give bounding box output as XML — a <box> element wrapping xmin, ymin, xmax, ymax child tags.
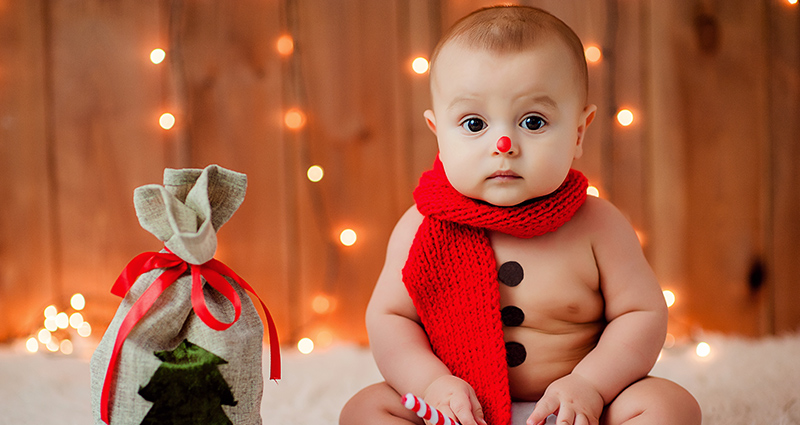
<box><xmin>1</xmin><ymin>333</ymin><xmax>798</xmax><ymax>424</ymax></box>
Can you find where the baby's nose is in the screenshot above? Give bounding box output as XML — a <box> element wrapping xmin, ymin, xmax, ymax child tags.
<box><xmin>496</xmin><ymin>136</ymin><xmax>512</xmax><ymax>153</ymax></box>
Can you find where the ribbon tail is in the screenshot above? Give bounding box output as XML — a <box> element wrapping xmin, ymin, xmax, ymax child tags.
<box><xmin>100</xmin><ymin>265</ymin><xmax>186</xmax><ymax>424</ymax></box>
<box><xmin>204</xmin><ymin>260</ymin><xmax>282</xmax><ymax>381</ymax></box>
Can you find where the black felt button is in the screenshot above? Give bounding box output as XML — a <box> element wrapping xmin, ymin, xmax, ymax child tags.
<box><xmin>505</xmin><ymin>341</ymin><xmax>527</xmax><ymax>367</ymax></box>
<box><xmin>501</xmin><ymin>305</ymin><xmax>525</xmax><ymax>327</ymax></box>
<box><xmin>498</xmin><ymin>261</ymin><xmax>524</xmax><ymax>287</ymax></box>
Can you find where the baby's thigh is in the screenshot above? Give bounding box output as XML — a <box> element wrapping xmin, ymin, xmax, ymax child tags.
<box><xmin>340</xmin><ymin>382</ymin><xmax>424</xmax><ymax>425</ymax></box>
<box><xmin>601</xmin><ymin>377</ymin><xmax>701</xmax><ymax>425</ymax></box>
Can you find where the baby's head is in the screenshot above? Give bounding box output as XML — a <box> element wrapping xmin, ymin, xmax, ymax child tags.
<box><xmin>429</xmin><ymin>6</ymin><xmax>588</xmax><ymax>104</ymax></box>
<box><xmin>424</xmin><ymin>6</ymin><xmax>595</xmax><ymax>206</ymax></box>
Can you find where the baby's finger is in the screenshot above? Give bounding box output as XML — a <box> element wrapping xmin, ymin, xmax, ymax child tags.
<box><xmin>450</xmin><ymin>393</ymin><xmax>480</xmax><ymax>425</ymax></box>
<box><xmin>467</xmin><ymin>387</ymin><xmax>487</xmax><ymax>425</ymax></box>
<box><xmin>528</xmin><ymin>396</ymin><xmax>559</xmax><ymax>425</ymax></box>
<box><xmin>574</xmin><ymin>413</ymin><xmax>591</xmax><ymax>425</ymax></box>
<box><xmin>554</xmin><ymin>406</ymin><xmax>575</xmax><ymax>425</ymax></box>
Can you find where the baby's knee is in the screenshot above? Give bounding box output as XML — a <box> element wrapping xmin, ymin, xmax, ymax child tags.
<box><xmin>340</xmin><ymin>382</ymin><xmax>422</xmax><ymax>425</ymax></box>
<box><xmin>604</xmin><ymin>377</ymin><xmax>701</xmax><ymax>425</ymax></box>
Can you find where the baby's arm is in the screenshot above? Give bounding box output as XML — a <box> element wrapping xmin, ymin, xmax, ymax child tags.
<box><xmin>367</xmin><ymin>206</ymin><xmax>486</xmax><ymax>425</ymax></box>
<box><xmin>530</xmin><ymin>197</ymin><xmax>667</xmax><ymax>425</ymax></box>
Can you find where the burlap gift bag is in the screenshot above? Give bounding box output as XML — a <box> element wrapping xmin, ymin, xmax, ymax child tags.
<box><xmin>90</xmin><ymin>164</ymin><xmax>280</xmax><ymax>425</ymax></box>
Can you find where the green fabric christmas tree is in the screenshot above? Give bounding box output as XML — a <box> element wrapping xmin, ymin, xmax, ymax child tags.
<box><xmin>138</xmin><ymin>339</ymin><xmax>237</xmax><ymax>425</ymax></box>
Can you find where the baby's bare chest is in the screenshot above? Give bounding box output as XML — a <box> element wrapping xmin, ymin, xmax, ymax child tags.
<box><xmin>489</xmin><ymin>229</ymin><xmax>604</xmax><ymax>328</ymax></box>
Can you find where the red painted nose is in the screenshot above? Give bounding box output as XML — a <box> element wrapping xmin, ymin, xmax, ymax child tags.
<box><xmin>496</xmin><ymin>136</ymin><xmax>511</xmax><ymax>153</ymax></box>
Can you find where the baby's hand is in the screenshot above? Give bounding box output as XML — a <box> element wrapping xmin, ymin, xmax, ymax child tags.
<box><xmin>422</xmin><ymin>375</ymin><xmax>487</xmax><ymax>425</ymax></box>
<box><xmin>527</xmin><ymin>374</ymin><xmax>604</xmax><ymax>425</ymax></box>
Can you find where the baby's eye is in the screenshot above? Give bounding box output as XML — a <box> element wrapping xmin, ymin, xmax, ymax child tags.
<box><xmin>461</xmin><ymin>117</ymin><xmax>487</xmax><ymax>133</ymax></box>
<box><xmin>520</xmin><ymin>115</ymin><xmax>546</xmax><ymax>131</ymax></box>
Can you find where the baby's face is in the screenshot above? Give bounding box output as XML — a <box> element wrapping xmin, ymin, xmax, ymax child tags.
<box><xmin>426</xmin><ymin>39</ymin><xmax>593</xmax><ymax>206</ymax></box>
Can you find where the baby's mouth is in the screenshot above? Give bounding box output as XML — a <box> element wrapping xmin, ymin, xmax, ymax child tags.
<box><xmin>487</xmin><ymin>170</ymin><xmax>521</xmax><ymax>180</ymax></box>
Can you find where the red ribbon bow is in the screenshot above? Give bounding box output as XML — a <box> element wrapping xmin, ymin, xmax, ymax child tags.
<box><xmin>100</xmin><ymin>250</ymin><xmax>281</xmax><ymax>424</ymax></box>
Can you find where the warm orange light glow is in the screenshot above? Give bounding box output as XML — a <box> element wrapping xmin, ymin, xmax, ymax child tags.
<box><xmin>26</xmin><ymin>337</ymin><xmax>39</xmax><ymax>353</ymax></box>
<box><xmin>663</xmin><ymin>290</ymin><xmax>676</xmax><ymax>308</ymax></box>
<box><xmin>664</xmin><ymin>333</ymin><xmax>676</xmax><ymax>349</ymax></box>
<box><xmin>696</xmin><ymin>342</ymin><xmax>711</xmax><ymax>358</ymax></box>
<box><xmin>284</xmin><ymin>108</ymin><xmax>306</xmax><ymax>130</ymax></box>
<box><xmin>635</xmin><ymin>230</ymin><xmax>647</xmax><ymax>246</ymax></box>
<box><xmin>339</xmin><ymin>229</ymin><xmax>357</xmax><ymax>246</ymax></box>
<box><xmin>159</xmin><ymin>113</ymin><xmax>176</xmax><ymax>130</ymax></box>
<box><xmin>412</xmin><ymin>57</ymin><xmax>429</xmax><ymax>74</ymax></box>
<box><xmin>307</xmin><ymin>165</ymin><xmax>324</xmax><ymax>182</ymax></box>
<box><xmin>297</xmin><ymin>337</ymin><xmax>314</xmax><ymax>354</ymax></box>
<box><xmin>586</xmin><ymin>186</ymin><xmax>600</xmax><ymax>197</ymax></box>
<box><xmin>584</xmin><ymin>45</ymin><xmax>602</xmax><ymax>63</ymax></box>
<box><xmin>70</xmin><ymin>293</ymin><xmax>85</xmax><ymax>310</ymax></box>
<box><xmin>276</xmin><ymin>35</ymin><xmax>294</xmax><ymax>56</ymax></box>
<box><xmin>617</xmin><ymin>109</ymin><xmax>634</xmax><ymax>126</ymax></box>
<box><xmin>789</xmin><ymin>0</ymin><xmax>798</xmax><ymax>5</ymax></box>
<box><xmin>311</xmin><ymin>294</ymin><xmax>331</xmax><ymax>314</ymax></box>
<box><xmin>150</xmin><ymin>48</ymin><xmax>166</xmax><ymax>64</ymax></box>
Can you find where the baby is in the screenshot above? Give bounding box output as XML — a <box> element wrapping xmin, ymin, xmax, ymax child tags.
<box><xmin>341</xmin><ymin>6</ymin><xmax>700</xmax><ymax>425</ymax></box>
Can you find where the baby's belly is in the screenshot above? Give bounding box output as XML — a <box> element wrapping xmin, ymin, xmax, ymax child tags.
<box><xmin>504</xmin><ymin>322</ymin><xmax>603</xmax><ymax>400</ymax></box>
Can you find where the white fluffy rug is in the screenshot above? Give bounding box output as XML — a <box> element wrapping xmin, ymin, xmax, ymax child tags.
<box><xmin>1</xmin><ymin>333</ymin><xmax>799</xmax><ymax>424</ymax></box>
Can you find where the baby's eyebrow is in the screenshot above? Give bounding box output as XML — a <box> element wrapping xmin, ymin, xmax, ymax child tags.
<box><xmin>446</xmin><ymin>96</ymin><xmax>480</xmax><ymax>112</ymax></box>
<box><xmin>520</xmin><ymin>95</ymin><xmax>558</xmax><ymax>110</ymax></box>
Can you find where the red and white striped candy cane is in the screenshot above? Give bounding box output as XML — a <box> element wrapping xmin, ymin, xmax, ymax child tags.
<box><xmin>401</xmin><ymin>393</ymin><xmax>461</xmax><ymax>425</ymax></box>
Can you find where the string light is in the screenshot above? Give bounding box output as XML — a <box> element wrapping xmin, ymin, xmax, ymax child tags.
<box><xmin>663</xmin><ymin>290</ymin><xmax>676</xmax><ymax>308</ymax></box>
<box><xmin>59</xmin><ymin>339</ymin><xmax>74</xmax><ymax>355</ymax></box>
<box><xmin>284</xmin><ymin>108</ymin><xmax>306</xmax><ymax>130</ymax></box>
<box><xmin>586</xmin><ymin>186</ymin><xmax>600</xmax><ymax>197</ymax></box>
<box><xmin>77</xmin><ymin>322</ymin><xmax>92</xmax><ymax>338</ymax></box>
<box><xmin>307</xmin><ymin>165</ymin><xmax>324</xmax><ymax>182</ymax></box>
<box><xmin>664</xmin><ymin>333</ymin><xmax>676</xmax><ymax>349</ymax></box>
<box><xmin>789</xmin><ymin>0</ymin><xmax>797</xmax><ymax>5</ymax></box>
<box><xmin>44</xmin><ymin>305</ymin><xmax>57</xmax><ymax>318</ymax></box>
<box><xmin>55</xmin><ymin>312</ymin><xmax>69</xmax><ymax>329</ymax></box>
<box><xmin>696</xmin><ymin>341</ymin><xmax>711</xmax><ymax>358</ymax></box>
<box><xmin>339</xmin><ymin>229</ymin><xmax>357</xmax><ymax>246</ymax></box>
<box><xmin>69</xmin><ymin>312</ymin><xmax>84</xmax><ymax>329</ymax></box>
<box><xmin>411</xmin><ymin>57</ymin><xmax>429</xmax><ymax>74</ymax></box>
<box><xmin>150</xmin><ymin>48</ymin><xmax>166</xmax><ymax>64</ymax></box>
<box><xmin>311</xmin><ymin>294</ymin><xmax>332</xmax><ymax>314</ymax></box>
<box><xmin>25</xmin><ymin>337</ymin><xmax>39</xmax><ymax>353</ymax></box>
<box><xmin>276</xmin><ymin>35</ymin><xmax>294</xmax><ymax>56</ymax></box>
<box><xmin>159</xmin><ymin>113</ymin><xmax>176</xmax><ymax>130</ymax></box>
<box><xmin>70</xmin><ymin>293</ymin><xmax>85</xmax><ymax>310</ymax></box>
<box><xmin>297</xmin><ymin>337</ymin><xmax>314</xmax><ymax>354</ymax></box>
<box><xmin>584</xmin><ymin>45</ymin><xmax>602</xmax><ymax>63</ymax></box>
<box><xmin>37</xmin><ymin>329</ymin><xmax>52</xmax><ymax>344</ymax></box>
<box><xmin>616</xmin><ymin>109</ymin><xmax>634</xmax><ymax>126</ymax></box>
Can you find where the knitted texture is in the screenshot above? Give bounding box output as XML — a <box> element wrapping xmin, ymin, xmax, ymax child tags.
<box><xmin>402</xmin><ymin>157</ymin><xmax>588</xmax><ymax>425</ymax></box>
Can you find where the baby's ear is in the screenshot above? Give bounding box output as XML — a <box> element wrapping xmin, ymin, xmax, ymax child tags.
<box><xmin>423</xmin><ymin>109</ymin><xmax>437</xmax><ymax>135</ymax></box>
<box><xmin>574</xmin><ymin>104</ymin><xmax>597</xmax><ymax>159</ymax></box>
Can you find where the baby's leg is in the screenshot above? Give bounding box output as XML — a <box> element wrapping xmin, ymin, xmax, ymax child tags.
<box><xmin>601</xmin><ymin>377</ymin><xmax>701</xmax><ymax>425</ymax></box>
<box><xmin>340</xmin><ymin>382</ymin><xmax>425</xmax><ymax>425</ymax></box>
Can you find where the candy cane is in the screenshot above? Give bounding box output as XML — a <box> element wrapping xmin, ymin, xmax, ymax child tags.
<box><xmin>401</xmin><ymin>393</ymin><xmax>461</xmax><ymax>425</ymax></box>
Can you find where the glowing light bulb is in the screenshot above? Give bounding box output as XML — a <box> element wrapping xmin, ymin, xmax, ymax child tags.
<box><xmin>26</xmin><ymin>337</ymin><xmax>39</xmax><ymax>353</ymax></box>
<box><xmin>339</xmin><ymin>228</ymin><xmax>357</xmax><ymax>246</ymax></box>
<box><xmin>789</xmin><ymin>0</ymin><xmax>798</xmax><ymax>5</ymax></box>
<box><xmin>44</xmin><ymin>317</ymin><xmax>57</xmax><ymax>332</ymax></box>
<box><xmin>297</xmin><ymin>337</ymin><xmax>314</xmax><ymax>354</ymax></box>
<box><xmin>664</xmin><ymin>333</ymin><xmax>676</xmax><ymax>349</ymax></box>
<box><xmin>617</xmin><ymin>109</ymin><xmax>634</xmax><ymax>126</ymax></box>
<box><xmin>584</xmin><ymin>45</ymin><xmax>602</xmax><ymax>63</ymax></box>
<box><xmin>316</xmin><ymin>330</ymin><xmax>334</xmax><ymax>348</ymax></box>
<box><xmin>159</xmin><ymin>113</ymin><xmax>176</xmax><ymax>130</ymax></box>
<box><xmin>696</xmin><ymin>342</ymin><xmax>711</xmax><ymax>358</ymax></box>
<box><xmin>663</xmin><ymin>290</ymin><xmax>676</xmax><ymax>308</ymax></box>
<box><xmin>412</xmin><ymin>57</ymin><xmax>429</xmax><ymax>74</ymax></box>
<box><xmin>586</xmin><ymin>186</ymin><xmax>600</xmax><ymax>197</ymax></box>
<box><xmin>284</xmin><ymin>108</ymin><xmax>306</xmax><ymax>130</ymax></box>
<box><xmin>276</xmin><ymin>35</ymin><xmax>294</xmax><ymax>56</ymax></box>
<box><xmin>70</xmin><ymin>293</ymin><xmax>85</xmax><ymax>310</ymax></box>
<box><xmin>77</xmin><ymin>322</ymin><xmax>92</xmax><ymax>338</ymax></box>
<box><xmin>69</xmin><ymin>312</ymin><xmax>84</xmax><ymax>329</ymax></box>
<box><xmin>44</xmin><ymin>305</ymin><xmax>57</xmax><ymax>318</ymax></box>
<box><xmin>55</xmin><ymin>312</ymin><xmax>69</xmax><ymax>329</ymax></box>
<box><xmin>312</xmin><ymin>294</ymin><xmax>331</xmax><ymax>314</ymax></box>
<box><xmin>307</xmin><ymin>165</ymin><xmax>324</xmax><ymax>182</ymax></box>
<box><xmin>37</xmin><ymin>329</ymin><xmax>51</xmax><ymax>344</ymax></box>
<box><xmin>46</xmin><ymin>339</ymin><xmax>59</xmax><ymax>352</ymax></box>
<box><xmin>60</xmin><ymin>339</ymin><xmax>74</xmax><ymax>355</ymax></box>
<box><xmin>150</xmin><ymin>48</ymin><xmax>166</xmax><ymax>64</ymax></box>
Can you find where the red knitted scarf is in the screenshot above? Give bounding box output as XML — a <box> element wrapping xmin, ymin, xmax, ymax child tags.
<box><xmin>402</xmin><ymin>157</ymin><xmax>588</xmax><ymax>425</ymax></box>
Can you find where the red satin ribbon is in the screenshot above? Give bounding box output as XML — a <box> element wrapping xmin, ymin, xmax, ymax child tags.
<box><xmin>100</xmin><ymin>250</ymin><xmax>281</xmax><ymax>424</ymax></box>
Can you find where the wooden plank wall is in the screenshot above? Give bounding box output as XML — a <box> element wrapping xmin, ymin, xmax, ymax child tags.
<box><xmin>0</xmin><ymin>0</ymin><xmax>798</xmax><ymax>346</ymax></box>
